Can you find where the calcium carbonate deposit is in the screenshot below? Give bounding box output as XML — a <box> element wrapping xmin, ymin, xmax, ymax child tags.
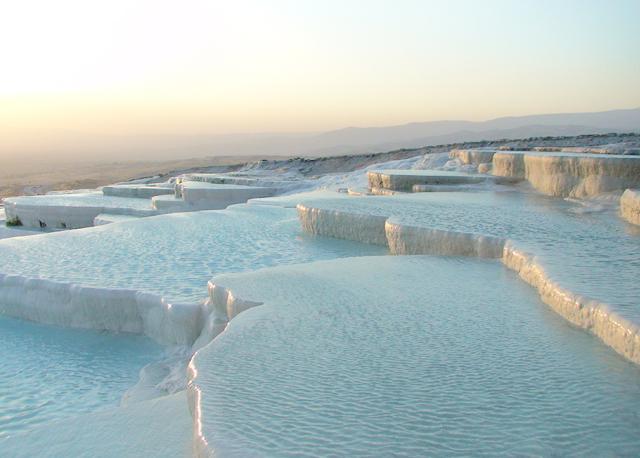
<box><xmin>0</xmin><ymin>205</ymin><xmax>384</xmax><ymax>346</ymax></box>
<box><xmin>1</xmin><ymin>140</ymin><xmax>640</xmax><ymax>456</ymax></box>
<box><xmin>451</xmin><ymin>148</ymin><xmax>640</xmax><ymax>197</ymax></box>
<box><xmin>190</xmin><ymin>256</ymin><xmax>640</xmax><ymax>456</ymax></box>
<box><xmin>621</xmin><ymin>188</ymin><xmax>640</xmax><ymax>225</ymax></box>
<box><xmin>3</xmin><ymin>192</ymin><xmax>159</xmax><ymax>229</ymax></box>
<box><xmin>297</xmin><ymin>191</ymin><xmax>640</xmax><ymax>363</ymax></box>
<box><xmin>0</xmin><ymin>314</ymin><xmax>164</xmax><ymax>438</ymax></box>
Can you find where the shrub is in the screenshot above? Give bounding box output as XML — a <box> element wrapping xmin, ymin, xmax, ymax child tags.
<box><xmin>6</xmin><ymin>217</ymin><xmax>22</xmax><ymax>227</ymax></box>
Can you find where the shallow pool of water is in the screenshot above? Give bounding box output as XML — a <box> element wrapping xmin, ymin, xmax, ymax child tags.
<box><xmin>0</xmin><ymin>315</ymin><xmax>165</xmax><ymax>438</ymax></box>
<box><xmin>301</xmin><ymin>190</ymin><xmax>640</xmax><ymax>323</ymax></box>
<box><xmin>192</xmin><ymin>256</ymin><xmax>640</xmax><ymax>456</ymax></box>
<box><xmin>4</xmin><ymin>192</ymin><xmax>154</xmax><ymax>210</ymax></box>
<box><xmin>0</xmin><ymin>205</ymin><xmax>385</xmax><ymax>303</ymax></box>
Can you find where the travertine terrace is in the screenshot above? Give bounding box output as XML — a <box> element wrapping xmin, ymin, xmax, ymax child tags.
<box><xmin>2</xmin><ymin>136</ymin><xmax>640</xmax><ymax>455</ymax></box>
<box><xmin>621</xmin><ymin>189</ymin><xmax>640</xmax><ymax>225</ymax></box>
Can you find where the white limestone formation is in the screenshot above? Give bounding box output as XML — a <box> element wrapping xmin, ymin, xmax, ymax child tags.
<box><xmin>179</xmin><ymin>173</ymin><xmax>296</xmax><ymax>191</ymax></box>
<box><xmin>369</xmin><ymin>186</ymin><xmax>400</xmax><ymax>196</ymax></box>
<box><xmin>492</xmin><ymin>152</ymin><xmax>640</xmax><ymax>197</ymax></box>
<box><xmin>297</xmin><ymin>203</ymin><xmax>388</xmax><ymax>245</ymax></box>
<box><xmin>477</xmin><ymin>162</ymin><xmax>492</xmax><ymax>174</ymax></box>
<box><xmin>5</xmin><ymin>142</ymin><xmax>640</xmax><ymax>455</ymax></box>
<box><xmin>502</xmin><ymin>243</ymin><xmax>640</xmax><ymax>365</ymax></box>
<box><xmin>346</xmin><ymin>187</ymin><xmax>371</xmax><ymax>196</ymax></box>
<box><xmin>0</xmin><ymin>208</ymin><xmax>39</xmax><ymax>239</ymax></box>
<box><xmin>367</xmin><ymin>169</ymin><xmax>513</xmax><ymax>191</ymax></box>
<box><xmin>296</xmin><ymin>202</ymin><xmax>640</xmax><ymax>365</ymax></box>
<box><xmin>449</xmin><ymin>149</ymin><xmax>497</xmax><ymax>165</ymax></box>
<box><xmin>385</xmin><ymin>219</ymin><xmax>505</xmax><ymax>258</ymax></box>
<box><xmin>187</xmin><ymin>255</ymin><xmax>640</xmax><ymax>457</ymax></box>
<box><xmin>3</xmin><ymin>193</ymin><xmax>158</xmax><ymax>229</ymax></box>
<box><xmin>0</xmin><ymin>198</ymin><xmax>381</xmax><ymax>356</ymax></box>
<box><xmin>523</xmin><ymin>154</ymin><xmax>640</xmax><ymax>198</ymax></box>
<box><xmin>101</xmin><ymin>184</ymin><xmax>174</xmax><ymax>199</ymax></box>
<box><xmin>192</xmin><ymin>282</ymin><xmax>263</xmax><ymax>351</ymax></box>
<box><xmin>177</xmin><ymin>182</ymin><xmax>276</xmax><ymax>210</ymax></box>
<box><xmin>620</xmin><ymin>189</ymin><xmax>640</xmax><ymax>225</ymax></box>
<box><xmin>492</xmin><ymin>152</ymin><xmax>526</xmax><ymax>178</ymax></box>
<box><xmin>151</xmin><ymin>195</ymin><xmax>191</xmax><ymax>212</ymax></box>
<box><xmin>412</xmin><ymin>184</ymin><xmax>487</xmax><ymax>192</ymax></box>
<box><xmin>0</xmin><ymin>273</ymin><xmax>203</xmax><ymax>346</ymax></box>
<box><xmin>93</xmin><ymin>213</ymin><xmax>142</xmax><ymax>226</ymax></box>
<box><xmin>152</xmin><ymin>182</ymin><xmax>277</xmax><ymax>212</ymax></box>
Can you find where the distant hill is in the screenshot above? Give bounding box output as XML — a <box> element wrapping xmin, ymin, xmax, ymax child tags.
<box><xmin>318</xmin><ymin>107</ymin><xmax>640</xmax><ymax>145</ymax></box>
<box><xmin>158</xmin><ymin>107</ymin><xmax>640</xmax><ymax>159</ymax></box>
<box><xmin>3</xmin><ymin>108</ymin><xmax>639</xmax><ymax>161</ymax></box>
<box><xmin>302</xmin><ymin>108</ymin><xmax>640</xmax><ymax>155</ymax></box>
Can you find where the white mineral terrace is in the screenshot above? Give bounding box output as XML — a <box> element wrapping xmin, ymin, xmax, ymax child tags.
<box><xmin>621</xmin><ymin>189</ymin><xmax>640</xmax><ymax>225</ymax></box>
<box><xmin>367</xmin><ymin>169</ymin><xmax>515</xmax><ymax>191</ymax></box>
<box><xmin>178</xmin><ymin>173</ymin><xmax>299</xmax><ymax>192</ymax></box>
<box><xmin>448</xmin><ymin>148</ymin><xmax>497</xmax><ymax>165</ymax></box>
<box><xmin>101</xmin><ymin>183</ymin><xmax>175</xmax><ymax>199</ymax></box>
<box><xmin>4</xmin><ymin>179</ymin><xmax>290</xmax><ymax>230</ymax></box>
<box><xmin>189</xmin><ymin>256</ymin><xmax>640</xmax><ymax>456</ymax></box>
<box><xmin>449</xmin><ymin>148</ymin><xmax>640</xmax><ymax>197</ymax></box>
<box><xmin>93</xmin><ymin>213</ymin><xmax>142</xmax><ymax>226</ymax></box>
<box><xmin>2</xmin><ymin>145</ymin><xmax>640</xmax><ymax>455</ymax></box>
<box><xmin>154</xmin><ymin>182</ymin><xmax>277</xmax><ymax>212</ymax></box>
<box><xmin>0</xmin><ymin>203</ymin><xmax>384</xmax><ymax>347</ymax></box>
<box><xmin>297</xmin><ymin>191</ymin><xmax>640</xmax><ymax>364</ymax></box>
<box><xmin>0</xmin><ymin>209</ymin><xmax>39</xmax><ymax>240</ymax></box>
<box><xmin>3</xmin><ymin>192</ymin><xmax>159</xmax><ymax>229</ymax></box>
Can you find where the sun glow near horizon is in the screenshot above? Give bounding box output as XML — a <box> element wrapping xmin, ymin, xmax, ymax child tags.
<box><xmin>0</xmin><ymin>0</ymin><xmax>639</xmax><ymax>157</ymax></box>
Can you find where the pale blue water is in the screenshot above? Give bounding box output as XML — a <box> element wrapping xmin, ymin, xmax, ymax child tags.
<box><xmin>5</xmin><ymin>192</ymin><xmax>154</xmax><ymax>210</ymax></box>
<box><xmin>193</xmin><ymin>256</ymin><xmax>640</xmax><ymax>456</ymax></box>
<box><xmin>0</xmin><ymin>205</ymin><xmax>385</xmax><ymax>302</ymax></box>
<box><xmin>302</xmin><ymin>191</ymin><xmax>640</xmax><ymax>323</ymax></box>
<box><xmin>2</xmin><ymin>188</ymin><xmax>639</xmax><ymax>454</ymax></box>
<box><xmin>0</xmin><ymin>316</ymin><xmax>164</xmax><ymax>438</ymax></box>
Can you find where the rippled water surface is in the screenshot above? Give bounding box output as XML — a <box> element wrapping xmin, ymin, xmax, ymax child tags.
<box><xmin>194</xmin><ymin>256</ymin><xmax>640</xmax><ymax>456</ymax></box>
<box><xmin>5</xmin><ymin>192</ymin><xmax>154</xmax><ymax>210</ymax></box>
<box><xmin>302</xmin><ymin>191</ymin><xmax>640</xmax><ymax>322</ymax></box>
<box><xmin>0</xmin><ymin>316</ymin><xmax>164</xmax><ymax>438</ymax></box>
<box><xmin>0</xmin><ymin>205</ymin><xmax>385</xmax><ymax>302</ymax></box>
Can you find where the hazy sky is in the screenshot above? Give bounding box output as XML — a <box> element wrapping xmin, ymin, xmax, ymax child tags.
<box><xmin>1</xmin><ymin>0</ymin><xmax>639</xmax><ymax>157</ymax></box>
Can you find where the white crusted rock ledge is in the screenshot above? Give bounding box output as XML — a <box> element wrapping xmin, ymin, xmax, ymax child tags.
<box><xmin>297</xmin><ymin>203</ymin><xmax>640</xmax><ymax>365</ymax></box>
<box><xmin>186</xmin><ymin>255</ymin><xmax>640</xmax><ymax>457</ymax></box>
<box><xmin>3</xmin><ymin>193</ymin><xmax>158</xmax><ymax>229</ymax></box>
<box><xmin>502</xmin><ymin>243</ymin><xmax>640</xmax><ymax>364</ymax></box>
<box><xmin>297</xmin><ymin>203</ymin><xmax>389</xmax><ymax>245</ymax></box>
<box><xmin>0</xmin><ymin>273</ymin><xmax>203</xmax><ymax>346</ymax></box>
<box><xmin>102</xmin><ymin>184</ymin><xmax>174</xmax><ymax>199</ymax></box>
<box><xmin>523</xmin><ymin>155</ymin><xmax>640</xmax><ymax>198</ymax></box>
<box><xmin>451</xmin><ymin>148</ymin><xmax>640</xmax><ymax>197</ymax></box>
<box><xmin>367</xmin><ymin>169</ymin><xmax>514</xmax><ymax>192</ymax></box>
<box><xmin>492</xmin><ymin>152</ymin><xmax>640</xmax><ymax>197</ymax></box>
<box><xmin>449</xmin><ymin>148</ymin><xmax>497</xmax><ymax>165</ymax></box>
<box><xmin>385</xmin><ymin>219</ymin><xmax>505</xmax><ymax>258</ymax></box>
<box><xmin>621</xmin><ymin>189</ymin><xmax>640</xmax><ymax>225</ymax></box>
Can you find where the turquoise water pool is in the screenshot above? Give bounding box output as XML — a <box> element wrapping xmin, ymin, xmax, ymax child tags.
<box><xmin>0</xmin><ymin>316</ymin><xmax>164</xmax><ymax>438</ymax></box>
<box><xmin>0</xmin><ymin>205</ymin><xmax>385</xmax><ymax>303</ymax></box>
<box><xmin>301</xmin><ymin>190</ymin><xmax>640</xmax><ymax>323</ymax></box>
<box><xmin>192</xmin><ymin>256</ymin><xmax>640</xmax><ymax>456</ymax></box>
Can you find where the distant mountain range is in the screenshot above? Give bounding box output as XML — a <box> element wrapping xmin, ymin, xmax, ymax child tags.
<box><xmin>159</xmin><ymin>107</ymin><xmax>640</xmax><ymax>159</ymax></box>
<box><xmin>5</xmin><ymin>108</ymin><xmax>640</xmax><ymax>162</ymax></box>
<box><xmin>316</xmin><ymin>108</ymin><xmax>640</xmax><ymax>146</ymax></box>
